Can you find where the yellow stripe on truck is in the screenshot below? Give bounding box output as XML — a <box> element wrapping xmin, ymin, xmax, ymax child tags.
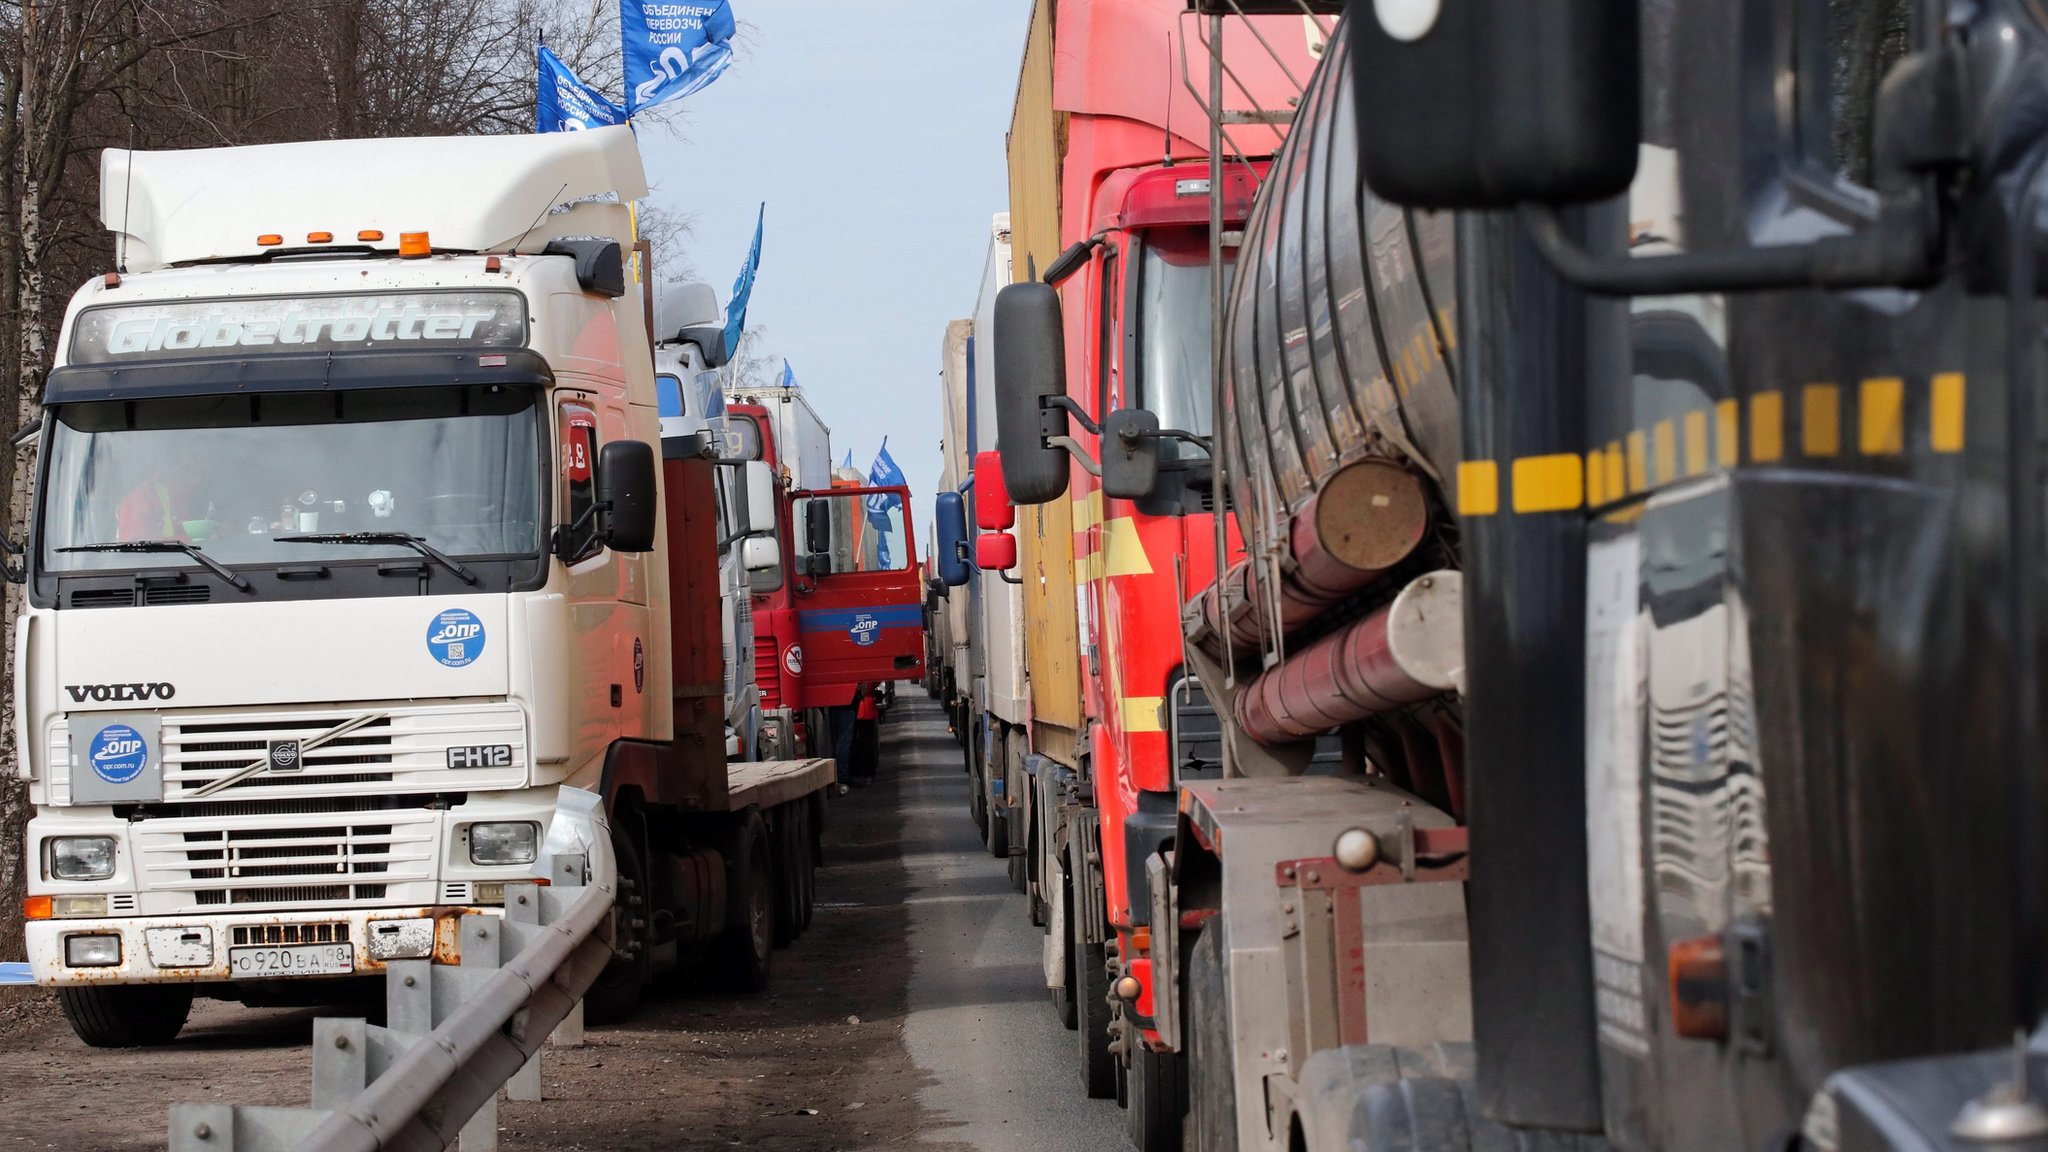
<box><xmin>1454</xmin><ymin>372</ymin><xmax>1967</xmax><ymax>517</ymax></box>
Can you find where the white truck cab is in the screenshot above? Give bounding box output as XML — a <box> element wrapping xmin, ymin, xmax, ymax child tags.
<box><xmin>18</xmin><ymin>128</ymin><xmax>831</xmax><ymax>1046</ymax></box>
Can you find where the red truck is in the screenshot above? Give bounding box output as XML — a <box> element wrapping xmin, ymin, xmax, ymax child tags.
<box><xmin>726</xmin><ymin>400</ymin><xmax>922</xmax><ymax>765</ymax></box>
<box><xmin>961</xmin><ymin>4</ymin><xmax>1317</xmax><ymax>1144</ymax></box>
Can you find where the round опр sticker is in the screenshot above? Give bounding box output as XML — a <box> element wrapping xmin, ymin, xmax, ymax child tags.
<box><xmin>849</xmin><ymin>613</ymin><xmax>881</xmax><ymax>647</ymax></box>
<box><xmin>88</xmin><ymin>723</ymin><xmax>149</xmax><ymax>784</ymax></box>
<box><xmin>427</xmin><ymin>608</ymin><xmax>487</xmax><ymax>668</ymax></box>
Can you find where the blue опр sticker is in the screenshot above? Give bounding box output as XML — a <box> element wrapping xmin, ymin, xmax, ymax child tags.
<box><xmin>88</xmin><ymin>723</ymin><xmax>149</xmax><ymax>784</ymax></box>
<box><xmin>427</xmin><ymin>608</ymin><xmax>486</xmax><ymax>668</ymax></box>
<box><xmin>849</xmin><ymin>613</ymin><xmax>880</xmax><ymax>647</ymax></box>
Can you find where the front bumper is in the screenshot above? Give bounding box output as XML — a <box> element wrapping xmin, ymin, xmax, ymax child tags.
<box><xmin>26</xmin><ymin>903</ymin><xmax>499</xmax><ymax>986</ymax></box>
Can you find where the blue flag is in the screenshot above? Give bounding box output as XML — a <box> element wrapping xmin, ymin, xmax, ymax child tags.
<box><xmin>621</xmin><ymin>0</ymin><xmax>735</xmax><ymax>115</ymax></box>
<box><xmin>722</xmin><ymin>203</ymin><xmax>763</xmax><ymax>361</ymax></box>
<box><xmin>841</xmin><ymin>450</ymin><xmax>853</xmax><ymax>470</ymax></box>
<box><xmin>866</xmin><ymin>438</ymin><xmax>906</xmax><ymax>568</ymax></box>
<box><xmin>537</xmin><ymin>45</ymin><xmax>625</xmax><ymax>132</ymax></box>
<box><xmin>779</xmin><ymin>359</ymin><xmax>796</xmax><ymax>389</ymax></box>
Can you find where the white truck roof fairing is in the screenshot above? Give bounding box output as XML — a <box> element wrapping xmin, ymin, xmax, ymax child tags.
<box><xmin>102</xmin><ymin>127</ymin><xmax>650</xmax><ymax>272</ymax></box>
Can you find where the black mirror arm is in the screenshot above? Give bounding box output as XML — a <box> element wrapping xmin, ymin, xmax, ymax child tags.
<box><xmin>1043</xmin><ymin>233</ymin><xmax>1106</xmax><ymax>286</ymax></box>
<box><xmin>553</xmin><ymin>499</ymin><xmax>610</xmax><ymax>561</ymax></box>
<box><xmin>1045</xmin><ymin>395</ymin><xmax>1102</xmax><ymax>436</ymax></box>
<box><xmin>1517</xmin><ymin>199</ymin><xmax>1941</xmax><ymax>296</ymax></box>
<box><xmin>1049</xmin><ymin>435</ymin><xmax>1102</xmax><ymax>477</ymax></box>
<box><xmin>1120</xmin><ymin>424</ymin><xmax>1211</xmax><ymax>455</ymax></box>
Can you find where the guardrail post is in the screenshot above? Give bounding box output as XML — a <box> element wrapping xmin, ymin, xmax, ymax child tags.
<box><xmin>506</xmin><ymin>880</ymin><xmax>546</xmax><ymax>1102</ymax></box>
<box><xmin>458</xmin><ymin>913</ymin><xmax>504</xmax><ymax>1152</ymax></box>
<box><xmin>549</xmin><ymin>852</ymin><xmax>590</xmax><ymax>1050</ymax></box>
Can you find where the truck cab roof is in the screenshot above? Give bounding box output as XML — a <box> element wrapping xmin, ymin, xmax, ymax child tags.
<box><xmin>102</xmin><ymin>127</ymin><xmax>646</xmax><ymax>272</ymax></box>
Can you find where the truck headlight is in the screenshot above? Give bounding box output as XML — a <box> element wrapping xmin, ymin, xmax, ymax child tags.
<box><xmin>64</xmin><ymin>934</ymin><xmax>121</xmax><ymax>967</ymax></box>
<box><xmin>49</xmin><ymin>837</ymin><xmax>116</xmax><ymax>881</ymax></box>
<box><xmin>469</xmin><ymin>822</ymin><xmax>539</xmax><ymax>866</ymax></box>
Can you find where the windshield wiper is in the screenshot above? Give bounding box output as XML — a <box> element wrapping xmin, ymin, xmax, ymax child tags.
<box><xmin>56</xmin><ymin>540</ymin><xmax>253</xmax><ymax>591</ymax></box>
<box><xmin>275</xmin><ymin>532</ymin><xmax>478</xmax><ymax>585</ymax></box>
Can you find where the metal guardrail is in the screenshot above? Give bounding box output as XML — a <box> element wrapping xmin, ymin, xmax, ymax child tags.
<box><xmin>167</xmin><ymin>791</ymin><xmax>618</xmax><ymax>1152</ymax></box>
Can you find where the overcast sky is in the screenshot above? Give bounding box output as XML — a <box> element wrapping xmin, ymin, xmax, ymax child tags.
<box><xmin>640</xmin><ymin>1</ymin><xmax>1034</xmax><ymax>523</ymax></box>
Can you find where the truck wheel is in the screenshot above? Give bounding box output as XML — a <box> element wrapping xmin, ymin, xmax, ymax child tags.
<box><xmin>584</xmin><ymin>824</ymin><xmax>650</xmax><ymax>1025</ymax></box>
<box><xmin>772</xmin><ymin>805</ymin><xmax>801</xmax><ymax>948</ymax></box>
<box><xmin>1187</xmin><ymin>927</ymin><xmax>1238</xmax><ymax>1152</ymax></box>
<box><xmin>1072</xmin><ymin>860</ymin><xmax>1116</xmax><ymax>1098</ymax></box>
<box><xmin>58</xmin><ymin>983</ymin><xmax>192</xmax><ymax>1048</ymax></box>
<box><xmin>712</xmin><ymin>813</ymin><xmax>775</xmax><ymax>992</ymax></box>
<box><xmin>796</xmin><ymin>799</ymin><xmax>817</xmax><ymax>932</ymax></box>
<box><xmin>1126</xmin><ymin>1040</ymin><xmax>1187</xmax><ymax>1152</ymax></box>
<box><xmin>1051</xmin><ymin>868</ymin><xmax>1078</xmax><ymax>1030</ymax></box>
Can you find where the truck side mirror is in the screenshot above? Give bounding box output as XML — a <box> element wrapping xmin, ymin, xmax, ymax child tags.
<box><xmin>597</xmin><ymin>440</ymin><xmax>657</xmax><ymax>553</ymax></box>
<box><xmin>935</xmin><ymin>491</ymin><xmax>971</xmax><ymax>587</ymax></box>
<box><xmin>973</xmin><ymin>450</ymin><xmax>1015</xmax><ymax>531</ymax></box>
<box><xmin>804</xmin><ymin>499</ymin><xmax>831</xmax><ymax>556</ymax></box>
<box><xmin>742</xmin><ymin>459</ymin><xmax>776</xmax><ymax>535</ymax></box>
<box><xmin>976</xmin><ymin>531</ymin><xmax>1017</xmax><ymax>571</ymax></box>
<box><xmin>1349</xmin><ymin>0</ymin><xmax>1638</xmax><ymax>208</ymax></box>
<box><xmin>741</xmin><ymin>535</ymin><xmax>778</xmax><ymax>572</ymax></box>
<box><xmin>992</xmin><ymin>282</ymin><xmax>1071</xmax><ymax>506</ymax></box>
<box><xmin>1100</xmin><ymin>409</ymin><xmax>1160</xmax><ymax>501</ymax></box>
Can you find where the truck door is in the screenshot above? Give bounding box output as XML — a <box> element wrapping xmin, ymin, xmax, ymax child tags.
<box><xmin>787</xmin><ymin>485</ymin><xmax>924</xmax><ymax>707</ymax></box>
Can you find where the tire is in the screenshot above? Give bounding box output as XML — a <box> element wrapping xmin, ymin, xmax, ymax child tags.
<box><xmin>58</xmin><ymin>984</ymin><xmax>192</xmax><ymax>1048</ymax></box>
<box><xmin>1188</xmin><ymin>927</ymin><xmax>1238</xmax><ymax>1152</ymax></box>
<box><xmin>796</xmin><ymin>800</ymin><xmax>817</xmax><ymax>932</ymax></box>
<box><xmin>1073</xmin><ymin>851</ymin><xmax>1117</xmax><ymax>1099</ymax></box>
<box><xmin>771</xmin><ymin>805</ymin><xmax>801</xmax><ymax>948</ymax></box>
<box><xmin>584</xmin><ymin>823</ymin><xmax>650</xmax><ymax>1025</ymax></box>
<box><xmin>1126</xmin><ymin>1040</ymin><xmax>1187</xmax><ymax>1152</ymax></box>
<box><xmin>711</xmin><ymin>813</ymin><xmax>775</xmax><ymax>992</ymax></box>
<box><xmin>1051</xmin><ymin>865</ymin><xmax>1078</xmax><ymax>1030</ymax></box>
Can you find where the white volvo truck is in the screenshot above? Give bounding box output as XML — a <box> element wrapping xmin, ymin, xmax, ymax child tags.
<box><xmin>16</xmin><ymin>127</ymin><xmax>833</xmax><ymax>1047</ymax></box>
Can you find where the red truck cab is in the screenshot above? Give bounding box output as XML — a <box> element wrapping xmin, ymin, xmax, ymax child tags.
<box><xmin>729</xmin><ymin>402</ymin><xmax>922</xmax><ymax>759</ymax></box>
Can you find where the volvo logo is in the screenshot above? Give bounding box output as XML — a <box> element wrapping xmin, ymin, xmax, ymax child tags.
<box><xmin>267</xmin><ymin>739</ymin><xmax>303</xmax><ymax>773</ymax></box>
<box><xmin>66</xmin><ymin>682</ymin><xmax>175</xmax><ymax>704</ymax></box>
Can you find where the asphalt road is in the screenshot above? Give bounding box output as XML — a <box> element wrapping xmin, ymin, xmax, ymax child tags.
<box><xmin>889</xmin><ymin>697</ymin><xmax>1127</xmax><ymax>1152</ymax></box>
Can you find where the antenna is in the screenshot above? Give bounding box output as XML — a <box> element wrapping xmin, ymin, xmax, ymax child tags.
<box><xmin>511</xmin><ymin>181</ymin><xmax>569</xmax><ymax>257</ymax></box>
<box><xmin>1163</xmin><ymin>33</ymin><xmax>1175</xmax><ymax>168</ymax></box>
<box><xmin>116</xmin><ymin>125</ymin><xmax>136</xmax><ymax>274</ymax></box>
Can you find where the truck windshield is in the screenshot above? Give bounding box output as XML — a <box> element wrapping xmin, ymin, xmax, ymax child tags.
<box><xmin>1134</xmin><ymin>227</ymin><xmax>1234</xmax><ymax>441</ymax></box>
<box><xmin>40</xmin><ymin>384</ymin><xmax>542</xmax><ymax>573</ymax></box>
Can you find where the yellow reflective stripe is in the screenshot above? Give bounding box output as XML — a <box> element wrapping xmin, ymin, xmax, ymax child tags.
<box><xmin>1584</xmin><ymin>450</ymin><xmax>1605</xmax><ymax>506</ymax></box>
<box><xmin>1102</xmin><ymin>517</ymin><xmax>1154</xmax><ymax>577</ymax></box>
<box><xmin>1716</xmin><ymin>399</ymin><xmax>1740</xmax><ymax>468</ymax></box>
<box><xmin>1802</xmin><ymin>384</ymin><xmax>1840</xmax><ymax>457</ymax></box>
<box><xmin>1456</xmin><ymin>460</ymin><xmax>1499</xmax><ymax>516</ymax></box>
<box><xmin>1752</xmin><ymin>391</ymin><xmax>1784</xmax><ymax>463</ymax></box>
<box><xmin>1682</xmin><ymin>410</ymin><xmax>1709</xmax><ymax>477</ymax></box>
<box><xmin>1626</xmin><ymin>430</ymin><xmax>1648</xmax><ymax>493</ymax></box>
<box><xmin>1859</xmin><ymin>376</ymin><xmax>1904</xmax><ymax>456</ymax></box>
<box><xmin>1604</xmin><ymin>441</ymin><xmax>1625</xmax><ymax>502</ymax></box>
<box><xmin>1511</xmin><ymin>453</ymin><xmax>1583</xmax><ymax>513</ymax></box>
<box><xmin>1932</xmin><ymin>372</ymin><xmax>1966</xmax><ymax>453</ymax></box>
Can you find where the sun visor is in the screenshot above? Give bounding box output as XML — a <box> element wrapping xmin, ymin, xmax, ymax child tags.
<box><xmin>102</xmin><ymin>126</ymin><xmax>650</xmax><ymax>272</ymax></box>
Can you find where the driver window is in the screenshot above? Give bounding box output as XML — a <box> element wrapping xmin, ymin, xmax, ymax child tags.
<box><xmin>794</xmin><ymin>492</ymin><xmax>908</xmax><ymax>575</ymax></box>
<box><xmin>558</xmin><ymin>398</ymin><xmax>602</xmax><ymax>562</ymax></box>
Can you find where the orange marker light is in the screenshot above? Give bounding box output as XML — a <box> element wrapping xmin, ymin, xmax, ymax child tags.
<box><xmin>1668</xmin><ymin>934</ymin><xmax>1730</xmax><ymax>1041</ymax></box>
<box><xmin>307</xmin><ymin>231</ymin><xmax>333</xmax><ymax>244</ymax></box>
<box><xmin>256</xmin><ymin>234</ymin><xmax>283</xmax><ymax>247</ymax></box>
<box><xmin>357</xmin><ymin>229</ymin><xmax>385</xmax><ymax>242</ymax></box>
<box><xmin>398</xmin><ymin>231</ymin><xmax>432</xmax><ymax>258</ymax></box>
<box><xmin>22</xmin><ymin>895</ymin><xmax>51</xmax><ymax>921</ymax></box>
